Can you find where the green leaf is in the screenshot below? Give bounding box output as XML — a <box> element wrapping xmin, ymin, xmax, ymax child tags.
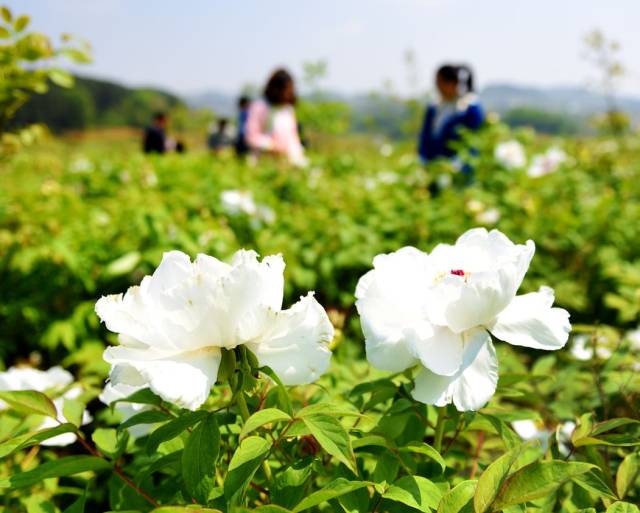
<box><xmin>14</xmin><ymin>15</ymin><xmax>29</xmax><ymax>32</ymax></box>
<box><xmin>573</xmin><ymin>469</ymin><xmax>618</xmax><ymax>500</ymax></box>
<box><xmin>92</xmin><ymin>428</ymin><xmax>128</xmax><ymax>459</ymax></box>
<box><xmin>48</xmin><ymin>68</ymin><xmax>74</xmax><ymax>88</ymax></box>
<box><xmin>492</xmin><ymin>460</ymin><xmax>595</xmax><ymax>510</ymax></box>
<box><xmin>0</xmin><ymin>423</ymin><xmax>76</xmax><ymax>458</ymax></box>
<box><xmin>573</xmin><ymin>417</ymin><xmax>640</xmax><ymax>447</ymax></box>
<box><xmin>62</xmin><ymin>488</ymin><xmax>86</xmax><ymax>513</ymax></box>
<box><xmin>291</xmin><ymin>478</ymin><xmax>370</xmax><ymax>512</ymax></box>
<box><xmin>301</xmin><ymin>414</ymin><xmax>356</xmax><ymax>473</ymax></box>
<box><xmin>616</xmin><ymin>452</ymin><xmax>639</xmax><ymax>499</ymax></box>
<box><xmin>146</xmin><ymin>410</ymin><xmax>208</xmax><ymax>454</ymax></box>
<box><xmin>383</xmin><ymin>475</ymin><xmax>443</xmax><ymax>512</ymax></box>
<box><xmin>0</xmin><ymin>26</ymin><xmax>9</xmax><ymax>39</ymax></box>
<box><xmin>114</xmin><ymin>387</ymin><xmax>162</xmax><ymax>407</ymax></box>
<box><xmin>151</xmin><ymin>508</ymin><xmax>222</xmax><ymax>513</ymax></box>
<box><xmin>0</xmin><ymin>456</ymin><xmax>111</xmax><ymax>488</ymax></box>
<box><xmin>474</xmin><ymin>443</ymin><xmax>527</xmax><ymax>513</ymax></box>
<box><xmin>0</xmin><ymin>390</ymin><xmax>57</xmax><ymax>418</ymax></box>
<box><xmin>182</xmin><ymin>414</ymin><xmax>220</xmax><ymax>504</ymax></box>
<box><xmin>477</xmin><ymin>413</ymin><xmax>520</xmax><ymax>449</ymax></box>
<box><xmin>118</xmin><ymin>410</ymin><xmax>172</xmax><ymax>431</ymax></box>
<box><xmin>437</xmin><ymin>480</ymin><xmax>476</xmax><ymax>513</ymax></box>
<box><xmin>224</xmin><ymin>436</ymin><xmax>271</xmax><ymax>505</ymax></box>
<box><xmin>63</xmin><ymin>398</ymin><xmax>85</xmax><ymax>427</ymax></box>
<box><xmin>259</xmin><ymin>366</ymin><xmax>293</xmax><ymax>415</ymax></box>
<box><xmin>1</xmin><ymin>6</ymin><xmax>12</xmax><ymax>23</ymax></box>
<box><xmin>240</xmin><ymin>408</ymin><xmax>292</xmax><ymax>439</ymax></box>
<box><xmin>402</xmin><ymin>441</ymin><xmax>446</xmax><ymax>473</ymax></box>
<box><xmin>606</xmin><ymin>502</ymin><xmax>640</xmax><ymax>513</ymax></box>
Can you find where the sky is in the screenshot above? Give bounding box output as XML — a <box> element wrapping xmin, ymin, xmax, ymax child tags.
<box><xmin>7</xmin><ymin>0</ymin><xmax>640</xmax><ymax>98</ymax></box>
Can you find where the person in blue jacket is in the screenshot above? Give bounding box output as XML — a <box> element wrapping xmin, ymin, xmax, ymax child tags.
<box><xmin>418</xmin><ymin>64</ymin><xmax>484</xmax><ymax>167</ymax></box>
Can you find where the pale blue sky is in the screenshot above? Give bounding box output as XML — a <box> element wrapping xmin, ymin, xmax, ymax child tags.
<box><xmin>7</xmin><ymin>0</ymin><xmax>640</xmax><ymax>97</ymax></box>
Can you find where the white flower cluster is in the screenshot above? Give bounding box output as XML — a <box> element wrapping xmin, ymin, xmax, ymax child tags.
<box><xmin>355</xmin><ymin>228</ymin><xmax>571</xmax><ymax>411</ymax></box>
<box><xmin>494</xmin><ymin>141</ymin><xmax>568</xmax><ymax>178</ymax></box>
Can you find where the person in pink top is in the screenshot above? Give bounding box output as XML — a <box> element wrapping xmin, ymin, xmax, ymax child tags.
<box><xmin>245</xmin><ymin>68</ymin><xmax>308</xmax><ymax>167</ymax></box>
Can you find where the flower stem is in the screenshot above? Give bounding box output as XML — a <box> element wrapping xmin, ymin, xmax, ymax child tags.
<box><xmin>433</xmin><ymin>408</ymin><xmax>447</xmax><ymax>453</ymax></box>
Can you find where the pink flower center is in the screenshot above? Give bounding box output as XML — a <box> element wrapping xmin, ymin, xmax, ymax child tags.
<box><xmin>450</xmin><ymin>269</ymin><xmax>465</xmax><ymax>277</ymax></box>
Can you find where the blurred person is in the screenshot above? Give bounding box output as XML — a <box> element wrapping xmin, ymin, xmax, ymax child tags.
<box><xmin>143</xmin><ymin>112</ymin><xmax>168</xmax><ymax>154</ymax></box>
<box><xmin>418</xmin><ymin>64</ymin><xmax>484</xmax><ymax>168</ymax></box>
<box><xmin>235</xmin><ymin>96</ymin><xmax>251</xmax><ymax>157</ymax></box>
<box><xmin>245</xmin><ymin>68</ymin><xmax>307</xmax><ymax>167</ymax></box>
<box><xmin>208</xmin><ymin>118</ymin><xmax>231</xmax><ymax>153</ymax></box>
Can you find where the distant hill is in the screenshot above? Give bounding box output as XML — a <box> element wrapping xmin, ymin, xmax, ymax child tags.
<box><xmin>12</xmin><ymin>76</ymin><xmax>184</xmax><ymax>133</ymax></box>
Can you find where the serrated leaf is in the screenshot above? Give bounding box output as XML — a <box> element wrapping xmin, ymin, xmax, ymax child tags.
<box><xmin>0</xmin><ymin>456</ymin><xmax>111</xmax><ymax>488</ymax></box>
<box><xmin>301</xmin><ymin>414</ymin><xmax>356</xmax><ymax>473</ymax></box>
<box><xmin>492</xmin><ymin>460</ymin><xmax>595</xmax><ymax>510</ymax></box>
<box><xmin>182</xmin><ymin>414</ymin><xmax>220</xmax><ymax>504</ymax></box>
<box><xmin>240</xmin><ymin>408</ymin><xmax>291</xmax><ymax>439</ymax></box>
<box><xmin>437</xmin><ymin>480</ymin><xmax>476</xmax><ymax>513</ymax></box>
<box><xmin>474</xmin><ymin>443</ymin><xmax>527</xmax><ymax>513</ymax></box>
<box><xmin>383</xmin><ymin>475</ymin><xmax>442</xmax><ymax>512</ymax></box>
<box><xmin>118</xmin><ymin>410</ymin><xmax>172</xmax><ymax>431</ymax></box>
<box><xmin>402</xmin><ymin>441</ymin><xmax>446</xmax><ymax>473</ymax></box>
<box><xmin>224</xmin><ymin>436</ymin><xmax>271</xmax><ymax>505</ymax></box>
<box><xmin>291</xmin><ymin>478</ymin><xmax>371</xmax><ymax>512</ymax></box>
<box><xmin>146</xmin><ymin>410</ymin><xmax>208</xmax><ymax>454</ymax></box>
<box><xmin>616</xmin><ymin>452</ymin><xmax>639</xmax><ymax>499</ymax></box>
<box><xmin>0</xmin><ymin>390</ymin><xmax>57</xmax><ymax>418</ymax></box>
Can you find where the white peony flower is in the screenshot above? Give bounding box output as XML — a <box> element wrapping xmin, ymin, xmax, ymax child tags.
<box><xmin>96</xmin><ymin>250</ymin><xmax>334</xmax><ymax>411</ymax></box>
<box><xmin>495</xmin><ymin>140</ymin><xmax>526</xmax><ymax>170</ymax></box>
<box><xmin>0</xmin><ymin>366</ymin><xmax>91</xmax><ymax>446</ymax></box>
<box><xmin>355</xmin><ymin>228</ymin><xmax>571</xmax><ymax>411</ymax></box>
<box><xmin>527</xmin><ymin>147</ymin><xmax>567</xmax><ymax>178</ymax></box>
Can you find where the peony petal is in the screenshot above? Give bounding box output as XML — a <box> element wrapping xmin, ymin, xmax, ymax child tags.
<box><xmin>412</xmin><ymin>331</ymin><xmax>497</xmax><ymax>412</ymax></box>
<box><xmin>104</xmin><ymin>346</ymin><xmax>221</xmax><ymax>411</ymax></box>
<box><xmin>246</xmin><ymin>293</ymin><xmax>333</xmax><ymax>385</ymax></box>
<box><xmin>405</xmin><ymin>323</ymin><xmax>464</xmax><ymax>376</ymax></box>
<box><xmin>490</xmin><ymin>287</ymin><xmax>570</xmax><ymax>350</ymax></box>
<box><xmin>355</xmin><ymin>247</ymin><xmax>431</xmax><ymax>372</ymax></box>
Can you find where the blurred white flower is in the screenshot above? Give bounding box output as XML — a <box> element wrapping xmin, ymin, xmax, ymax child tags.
<box><xmin>476</xmin><ymin>208</ymin><xmax>501</xmax><ymax>225</ymax></box>
<box><xmin>0</xmin><ymin>366</ymin><xmax>91</xmax><ymax>446</ymax></box>
<box><xmin>377</xmin><ymin>171</ymin><xmax>399</xmax><ymax>185</ymax></box>
<box><xmin>528</xmin><ymin>147</ymin><xmax>567</xmax><ymax>177</ymax></box>
<box><xmin>436</xmin><ymin>174</ymin><xmax>452</xmax><ymax>189</ymax></box>
<box><xmin>495</xmin><ymin>140</ymin><xmax>526</xmax><ymax>170</ymax></box>
<box><xmin>512</xmin><ymin>419</ymin><xmax>575</xmax><ymax>456</ymax></box>
<box><xmin>96</xmin><ymin>250</ymin><xmax>334</xmax><ymax>410</ymax></box>
<box><xmin>626</xmin><ymin>327</ymin><xmax>640</xmax><ymax>351</ymax></box>
<box><xmin>220</xmin><ymin>190</ymin><xmax>275</xmax><ymax>224</ymax></box>
<box><xmin>570</xmin><ymin>334</ymin><xmax>612</xmax><ymax>360</ymax></box>
<box><xmin>379</xmin><ymin>143</ymin><xmax>393</xmax><ymax>157</ymax></box>
<box><xmin>70</xmin><ymin>156</ymin><xmax>94</xmax><ymax>174</ymax></box>
<box><xmin>466</xmin><ymin>199</ymin><xmax>485</xmax><ymax>213</ymax></box>
<box><xmin>355</xmin><ymin>228</ymin><xmax>570</xmax><ymax>411</ymax></box>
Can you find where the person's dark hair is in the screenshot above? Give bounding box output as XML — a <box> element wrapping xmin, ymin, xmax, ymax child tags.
<box><xmin>153</xmin><ymin>112</ymin><xmax>167</xmax><ymax>122</ymax></box>
<box><xmin>238</xmin><ymin>96</ymin><xmax>250</xmax><ymax>109</ymax></box>
<box><xmin>436</xmin><ymin>64</ymin><xmax>475</xmax><ymax>94</ymax></box>
<box><xmin>217</xmin><ymin>118</ymin><xmax>228</xmax><ymax>129</ymax></box>
<box><xmin>264</xmin><ymin>68</ymin><xmax>296</xmax><ymax>106</ymax></box>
